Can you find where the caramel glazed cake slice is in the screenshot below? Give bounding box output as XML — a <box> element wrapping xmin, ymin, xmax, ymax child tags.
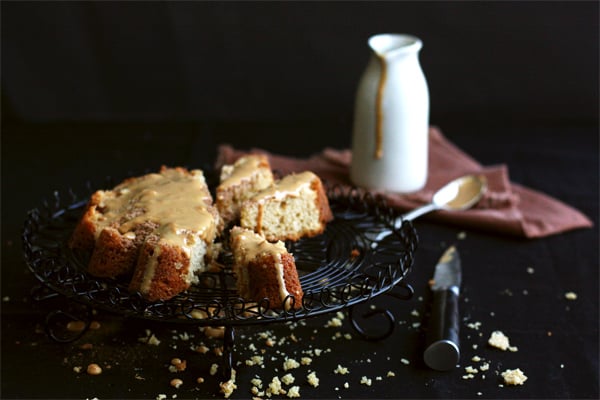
<box><xmin>240</xmin><ymin>171</ymin><xmax>333</xmax><ymax>242</ymax></box>
<box><xmin>69</xmin><ymin>166</ymin><xmax>222</xmax><ymax>301</ymax></box>
<box><xmin>229</xmin><ymin>226</ymin><xmax>303</xmax><ymax>310</ymax></box>
<box><xmin>215</xmin><ymin>154</ymin><xmax>274</xmax><ymax>226</ymax></box>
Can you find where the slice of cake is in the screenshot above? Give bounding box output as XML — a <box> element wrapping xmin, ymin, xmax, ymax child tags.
<box><xmin>69</xmin><ymin>166</ymin><xmax>222</xmax><ymax>301</ymax></box>
<box><xmin>240</xmin><ymin>171</ymin><xmax>333</xmax><ymax>242</ymax></box>
<box><xmin>215</xmin><ymin>154</ymin><xmax>274</xmax><ymax>225</ymax></box>
<box><xmin>229</xmin><ymin>226</ymin><xmax>303</xmax><ymax>310</ymax></box>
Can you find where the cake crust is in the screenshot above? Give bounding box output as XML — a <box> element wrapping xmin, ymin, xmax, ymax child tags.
<box><xmin>229</xmin><ymin>226</ymin><xmax>304</xmax><ymax>309</ymax></box>
<box><xmin>69</xmin><ymin>166</ymin><xmax>222</xmax><ymax>301</ymax></box>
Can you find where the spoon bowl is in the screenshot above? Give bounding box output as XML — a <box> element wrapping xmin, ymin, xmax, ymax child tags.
<box><xmin>402</xmin><ymin>174</ymin><xmax>488</xmax><ymax>222</ymax></box>
<box><xmin>368</xmin><ymin>175</ymin><xmax>487</xmax><ymax>247</ymax></box>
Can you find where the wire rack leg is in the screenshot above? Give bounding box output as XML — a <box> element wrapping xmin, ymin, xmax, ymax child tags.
<box><xmin>221</xmin><ymin>326</ymin><xmax>235</xmax><ymax>380</ymax></box>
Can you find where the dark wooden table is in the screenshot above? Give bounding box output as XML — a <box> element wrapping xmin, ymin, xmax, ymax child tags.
<box><xmin>1</xmin><ymin>121</ymin><xmax>598</xmax><ymax>399</ymax></box>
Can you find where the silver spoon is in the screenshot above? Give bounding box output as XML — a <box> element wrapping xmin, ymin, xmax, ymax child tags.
<box><xmin>369</xmin><ymin>174</ymin><xmax>487</xmax><ymax>246</ymax></box>
<box><xmin>401</xmin><ymin>174</ymin><xmax>487</xmax><ymax>223</ymax></box>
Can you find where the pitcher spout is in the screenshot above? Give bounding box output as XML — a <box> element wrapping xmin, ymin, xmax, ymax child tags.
<box><xmin>368</xmin><ymin>33</ymin><xmax>422</xmax><ymax>58</ymax></box>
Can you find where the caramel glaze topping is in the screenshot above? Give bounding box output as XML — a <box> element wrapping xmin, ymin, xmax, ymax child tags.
<box><xmin>252</xmin><ymin>171</ymin><xmax>315</xmax><ymax>202</ymax></box>
<box><xmin>374</xmin><ymin>54</ymin><xmax>387</xmax><ymax>160</ymax></box>
<box><xmin>219</xmin><ymin>154</ymin><xmax>269</xmax><ymax>188</ymax></box>
<box><xmin>95</xmin><ymin>168</ymin><xmax>217</xmax><ymax>250</ymax></box>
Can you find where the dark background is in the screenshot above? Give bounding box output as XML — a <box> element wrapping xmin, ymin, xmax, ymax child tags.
<box><xmin>2</xmin><ymin>1</ymin><xmax>598</xmax><ymax>131</ymax></box>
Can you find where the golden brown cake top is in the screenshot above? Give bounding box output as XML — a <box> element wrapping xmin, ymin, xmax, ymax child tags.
<box><xmin>219</xmin><ymin>154</ymin><xmax>270</xmax><ymax>188</ymax></box>
<box><xmin>98</xmin><ymin>167</ymin><xmax>217</xmax><ymax>246</ymax></box>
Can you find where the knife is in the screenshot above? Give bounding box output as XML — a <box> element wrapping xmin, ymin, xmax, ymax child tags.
<box><xmin>423</xmin><ymin>246</ymin><xmax>462</xmax><ymax>371</ymax></box>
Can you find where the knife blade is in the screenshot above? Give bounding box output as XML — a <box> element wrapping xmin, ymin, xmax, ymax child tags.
<box><xmin>423</xmin><ymin>245</ymin><xmax>462</xmax><ymax>371</ymax></box>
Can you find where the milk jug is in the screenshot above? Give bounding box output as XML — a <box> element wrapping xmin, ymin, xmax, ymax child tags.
<box><xmin>350</xmin><ymin>34</ymin><xmax>429</xmax><ymax>193</ymax></box>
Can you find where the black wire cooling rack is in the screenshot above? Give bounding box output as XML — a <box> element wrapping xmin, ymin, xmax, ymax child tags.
<box><xmin>22</xmin><ymin>175</ymin><xmax>418</xmax><ymax>379</ymax></box>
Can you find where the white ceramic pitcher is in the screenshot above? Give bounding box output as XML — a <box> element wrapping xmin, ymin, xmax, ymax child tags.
<box><xmin>350</xmin><ymin>33</ymin><xmax>429</xmax><ymax>193</ymax></box>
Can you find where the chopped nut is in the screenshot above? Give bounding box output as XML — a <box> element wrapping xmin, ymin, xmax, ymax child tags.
<box><xmin>66</xmin><ymin>321</ymin><xmax>86</xmax><ymax>332</ymax></box>
<box><xmin>86</xmin><ymin>363</ymin><xmax>102</xmax><ymax>375</ymax></box>
<box><xmin>170</xmin><ymin>378</ymin><xmax>183</xmax><ymax>389</ymax></box>
<box><xmin>170</xmin><ymin>358</ymin><xmax>187</xmax><ymax>372</ymax></box>
<box><xmin>204</xmin><ymin>326</ymin><xmax>225</xmax><ymax>339</ymax></box>
<box><xmin>195</xmin><ymin>344</ymin><xmax>210</xmax><ymax>354</ymax></box>
<box><xmin>89</xmin><ymin>321</ymin><xmax>101</xmax><ymax>330</ymax></box>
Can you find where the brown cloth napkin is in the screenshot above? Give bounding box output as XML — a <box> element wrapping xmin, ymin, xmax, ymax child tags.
<box><xmin>215</xmin><ymin>127</ymin><xmax>592</xmax><ymax>238</ymax></box>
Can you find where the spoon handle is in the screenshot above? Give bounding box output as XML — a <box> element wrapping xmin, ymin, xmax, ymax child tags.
<box><xmin>398</xmin><ymin>202</ymin><xmax>439</xmax><ymax>225</ymax></box>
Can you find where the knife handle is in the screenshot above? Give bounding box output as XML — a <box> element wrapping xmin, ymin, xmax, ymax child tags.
<box><xmin>423</xmin><ymin>287</ymin><xmax>460</xmax><ymax>371</ymax></box>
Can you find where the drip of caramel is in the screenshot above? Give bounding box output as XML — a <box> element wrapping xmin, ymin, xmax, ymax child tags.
<box><xmin>374</xmin><ymin>54</ymin><xmax>387</xmax><ymax>159</ymax></box>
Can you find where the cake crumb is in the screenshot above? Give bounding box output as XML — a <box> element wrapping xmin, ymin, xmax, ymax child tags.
<box><xmin>334</xmin><ymin>364</ymin><xmax>349</xmax><ymax>375</ymax></box>
<box><xmin>307</xmin><ymin>371</ymin><xmax>319</xmax><ymax>387</ymax></box>
<box><xmin>465</xmin><ymin>366</ymin><xmax>478</xmax><ymax>374</ymax></box>
<box><xmin>325</xmin><ymin>317</ymin><xmax>343</xmax><ymax>328</ymax></box>
<box><xmin>387</xmin><ymin>371</ymin><xmax>396</xmax><ymax>377</ymax></box>
<box><xmin>467</xmin><ymin>321</ymin><xmax>482</xmax><ymax>330</ymax></box>
<box><xmin>281</xmin><ymin>373</ymin><xmax>295</xmax><ymax>385</ymax></box>
<box><xmin>287</xmin><ymin>386</ymin><xmax>300</xmax><ymax>398</ymax></box>
<box><xmin>400</xmin><ymin>358</ymin><xmax>410</xmax><ymax>365</ymax></box>
<box><xmin>565</xmin><ymin>292</ymin><xmax>578</xmax><ymax>300</ymax></box>
<box><xmin>219</xmin><ymin>369</ymin><xmax>237</xmax><ymax>398</ymax></box>
<box><xmin>139</xmin><ymin>330</ymin><xmax>161</xmax><ymax>346</ymax></box>
<box><xmin>488</xmin><ymin>330</ymin><xmax>517</xmax><ymax>351</ymax></box>
<box><xmin>267</xmin><ymin>376</ymin><xmax>286</xmax><ymax>396</ymax></box>
<box><xmin>360</xmin><ymin>376</ymin><xmax>372</xmax><ymax>386</ymax></box>
<box><xmin>283</xmin><ymin>358</ymin><xmax>300</xmax><ymax>371</ymax></box>
<box><xmin>501</xmin><ymin>368</ymin><xmax>528</xmax><ymax>385</ymax></box>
